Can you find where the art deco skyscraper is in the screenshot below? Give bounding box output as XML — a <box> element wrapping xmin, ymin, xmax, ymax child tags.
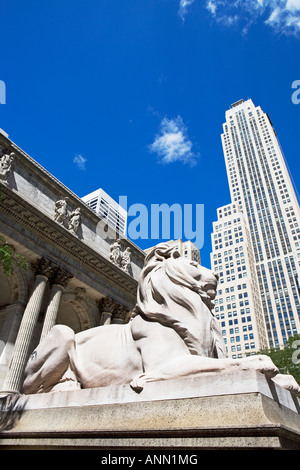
<box><xmin>220</xmin><ymin>99</ymin><xmax>300</xmax><ymax>348</ymax></box>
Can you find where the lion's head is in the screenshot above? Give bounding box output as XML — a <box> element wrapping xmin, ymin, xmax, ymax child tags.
<box><xmin>132</xmin><ymin>242</ymin><xmax>226</xmax><ymax>358</ymax></box>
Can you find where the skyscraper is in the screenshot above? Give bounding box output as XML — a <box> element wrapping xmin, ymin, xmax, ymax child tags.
<box><xmin>217</xmin><ymin>98</ymin><xmax>300</xmax><ymax>349</ymax></box>
<box><xmin>211</xmin><ymin>203</ymin><xmax>268</xmax><ymax>358</ymax></box>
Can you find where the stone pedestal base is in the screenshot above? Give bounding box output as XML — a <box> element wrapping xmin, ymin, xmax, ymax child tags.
<box><xmin>0</xmin><ymin>371</ymin><xmax>299</xmax><ymax>449</ymax></box>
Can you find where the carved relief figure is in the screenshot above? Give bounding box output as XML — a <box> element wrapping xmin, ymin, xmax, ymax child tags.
<box><xmin>23</xmin><ymin>243</ymin><xmax>300</xmax><ymax>395</ymax></box>
<box><xmin>109</xmin><ymin>239</ymin><xmax>122</xmax><ymax>266</ymax></box>
<box><xmin>0</xmin><ymin>151</ymin><xmax>14</xmax><ymax>184</ymax></box>
<box><xmin>54</xmin><ymin>197</ymin><xmax>69</xmax><ymax>225</ymax></box>
<box><xmin>121</xmin><ymin>247</ymin><xmax>132</xmax><ymax>275</ymax></box>
<box><xmin>68</xmin><ymin>207</ymin><xmax>81</xmax><ymax>236</ymax></box>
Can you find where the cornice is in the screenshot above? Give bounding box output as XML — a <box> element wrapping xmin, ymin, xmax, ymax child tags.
<box><xmin>0</xmin><ymin>185</ymin><xmax>138</xmax><ymax>298</ymax></box>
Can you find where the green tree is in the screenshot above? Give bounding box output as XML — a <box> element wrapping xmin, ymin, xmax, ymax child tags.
<box><xmin>0</xmin><ymin>235</ymin><xmax>28</xmax><ymax>277</ymax></box>
<box><xmin>256</xmin><ymin>334</ymin><xmax>300</xmax><ymax>388</ymax></box>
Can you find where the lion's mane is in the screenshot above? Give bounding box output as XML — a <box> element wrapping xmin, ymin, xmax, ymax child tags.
<box><xmin>132</xmin><ymin>243</ymin><xmax>227</xmax><ymax>359</ymax></box>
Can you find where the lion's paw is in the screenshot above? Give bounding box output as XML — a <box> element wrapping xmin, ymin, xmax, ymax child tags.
<box><xmin>130</xmin><ymin>374</ymin><xmax>146</xmax><ymax>393</ymax></box>
<box><xmin>239</xmin><ymin>354</ymin><xmax>279</xmax><ymax>377</ymax></box>
<box><xmin>271</xmin><ymin>374</ymin><xmax>300</xmax><ymax>395</ymax></box>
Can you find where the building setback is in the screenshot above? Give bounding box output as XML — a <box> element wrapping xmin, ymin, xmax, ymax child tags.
<box><xmin>213</xmin><ymin>98</ymin><xmax>300</xmax><ymax>351</ymax></box>
<box><xmin>211</xmin><ymin>203</ymin><xmax>268</xmax><ymax>358</ymax></box>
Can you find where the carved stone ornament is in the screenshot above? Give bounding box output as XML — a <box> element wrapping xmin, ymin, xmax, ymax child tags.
<box><xmin>51</xmin><ymin>267</ymin><xmax>73</xmax><ymax>288</ymax></box>
<box><xmin>109</xmin><ymin>240</ymin><xmax>132</xmax><ymax>276</ymax></box>
<box><xmin>109</xmin><ymin>239</ymin><xmax>122</xmax><ymax>267</ymax></box>
<box><xmin>0</xmin><ymin>151</ymin><xmax>14</xmax><ymax>184</ymax></box>
<box><xmin>54</xmin><ymin>197</ymin><xmax>69</xmax><ymax>225</ymax></box>
<box><xmin>112</xmin><ymin>304</ymin><xmax>129</xmax><ymax>322</ymax></box>
<box><xmin>32</xmin><ymin>257</ymin><xmax>57</xmax><ymax>279</ymax></box>
<box><xmin>68</xmin><ymin>207</ymin><xmax>81</xmax><ymax>236</ymax></box>
<box><xmin>121</xmin><ymin>247</ymin><xmax>132</xmax><ymax>275</ymax></box>
<box><xmin>99</xmin><ymin>296</ymin><xmax>118</xmax><ymax>314</ymax></box>
<box><xmin>75</xmin><ymin>287</ymin><xmax>86</xmax><ymax>301</ymax></box>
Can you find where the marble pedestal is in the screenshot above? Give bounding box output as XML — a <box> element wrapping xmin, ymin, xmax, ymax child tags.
<box><xmin>0</xmin><ymin>370</ymin><xmax>300</xmax><ymax>449</ymax></box>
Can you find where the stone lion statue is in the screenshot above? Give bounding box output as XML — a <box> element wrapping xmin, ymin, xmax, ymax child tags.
<box><xmin>23</xmin><ymin>243</ymin><xmax>300</xmax><ymax>395</ymax></box>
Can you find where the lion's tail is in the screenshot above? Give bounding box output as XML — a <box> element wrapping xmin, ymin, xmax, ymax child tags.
<box><xmin>211</xmin><ymin>316</ymin><xmax>227</xmax><ymax>358</ymax></box>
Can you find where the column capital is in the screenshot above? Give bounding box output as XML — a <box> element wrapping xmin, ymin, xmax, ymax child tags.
<box><xmin>31</xmin><ymin>257</ymin><xmax>56</xmax><ymax>279</ymax></box>
<box><xmin>112</xmin><ymin>304</ymin><xmax>130</xmax><ymax>323</ymax></box>
<box><xmin>51</xmin><ymin>267</ymin><xmax>73</xmax><ymax>288</ymax></box>
<box><xmin>99</xmin><ymin>297</ymin><xmax>118</xmax><ymax>314</ymax></box>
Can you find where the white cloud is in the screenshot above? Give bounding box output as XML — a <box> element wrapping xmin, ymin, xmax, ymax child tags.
<box><xmin>73</xmin><ymin>154</ymin><xmax>87</xmax><ymax>171</ymax></box>
<box><xmin>286</xmin><ymin>0</ymin><xmax>300</xmax><ymax>12</ymax></box>
<box><xmin>149</xmin><ymin>116</ymin><xmax>198</xmax><ymax>166</ymax></box>
<box><xmin>207</xmin><ymin>0</ymin><xmax>217</xmax><ymax>16</ymax></box>
<box><xmin>205</xmin><ymin>0</ymin><xmax>300</xmax><ymax>35</ymax></box>
<box><xmin>179</xmin><ymin>0</ymin><xmax>195</xmax><ymax>20</ymax></box>
<box><xmin>266</xmin><ymin>6</ymin><xmax>281</xmax><ymax>24</ymax></box>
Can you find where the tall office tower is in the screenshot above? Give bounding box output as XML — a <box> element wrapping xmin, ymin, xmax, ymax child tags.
<box><xmin>220</xmin><ymin>98</ymin><xmax>300</xmax><ymax>348</ymax></box>
<box><xmin>211</xmin><ymin>203</ymin><xmax>268</xmax><ymax>358</ymax></box>
<box><xmin>82</xmin><ymin>188</ymin><xmax>127</xmax><ymax>235</ymax></box>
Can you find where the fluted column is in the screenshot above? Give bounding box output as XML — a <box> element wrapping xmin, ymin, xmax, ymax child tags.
<box><xmin>40</xmin><ymin>268</ymin><xmax>73</xmax><ymax>341</ymax></box>
<box><xmin>2</xmin><ymin>258</ymin><xmax>55</xmax><ymax>392</ymax></box>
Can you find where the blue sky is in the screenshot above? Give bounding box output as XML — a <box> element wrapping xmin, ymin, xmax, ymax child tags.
<box><xmin>1</xmin><ymin>0</ymin><xmax>300</xmax><ymax>268</ymax></box>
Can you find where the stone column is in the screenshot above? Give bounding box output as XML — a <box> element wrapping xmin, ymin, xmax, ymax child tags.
<box><xmin>40</xmin><ymin>268</ymin><xmax>73</xmax><ymax>341</ymax></box>
<box><xmin>2</xmin><ymin>258</ymin><xmax>55</xmax><ymax>392</ymax></box>
<box><xmin>99</xmin><ymin>297</ymin><xmax>118</xmax><ymax>325</ymax></box>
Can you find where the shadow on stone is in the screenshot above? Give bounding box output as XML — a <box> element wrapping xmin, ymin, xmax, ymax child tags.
<box><xmin>0</xmin><ymin>392</ymin><xmax>26</xmax><ymax>431</ymax></box>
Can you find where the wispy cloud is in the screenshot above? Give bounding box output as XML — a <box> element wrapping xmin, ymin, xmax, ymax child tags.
<box><xmin>178</xmin><ymin>0</ymin><xmax>195</xmax><ymax>21</ymax></box>
<box><xmin>206</xmin><ymin>0</ymin><xmax>217</xmax><ymax>16</ymax></box>
<box><xmin>205</xmin><ymin>0</ymin><xmax>300</xmax><ymax>36</ymax></box>
<box><xmin>149</xmin><ymin>116</ymin><xmax>199</xmax><ymax>166</ymax></box>
<box><xmin>73</xmin><ymin>154</ymin><xmax>87</xmax><ymax>171</ymax></box>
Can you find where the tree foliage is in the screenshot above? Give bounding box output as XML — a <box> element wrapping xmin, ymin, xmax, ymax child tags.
<box><xmin>0</xmin><ymin>235</ymin><xmax>28</xmax><ymax>277</ymax></box>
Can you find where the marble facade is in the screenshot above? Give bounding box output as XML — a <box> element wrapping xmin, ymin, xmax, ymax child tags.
<box><xmin>0</xmin><ymin>131</ymin><xmax>145</xmax><ymax>392</ymax></box>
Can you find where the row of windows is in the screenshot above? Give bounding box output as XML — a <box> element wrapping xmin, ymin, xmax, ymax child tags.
<box><xmin>214</xmin><ymin>218</ymin><xmax>241</xmax><ymax>231</ymax></box>
<box><xmin>216</xmin><ymin>283</ymin><xmax>247</xmax><ymax>297</ymax></box>
<box><xmin>215</xmin><ymin>292</ymin><xmax>248</xmax><ymax>304</ymax></box>
<box><xmin>224</xmin><ymin>332</ymin><xmax>255</xmax><ymax>341</ymax></box>
<box><xmin>230</xmin><ymin>343</ymin><xmax>256</xmax><ymax>352</ymax></box>
<box><xmin>215</xmin><ymin>300</ymin><xmax>251</xmax><ymax>312</ymax></box>
<box><xmin>214</xmin><ymin>238</ymin><xmax>244</xmax><ymax>250</ymax></box>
